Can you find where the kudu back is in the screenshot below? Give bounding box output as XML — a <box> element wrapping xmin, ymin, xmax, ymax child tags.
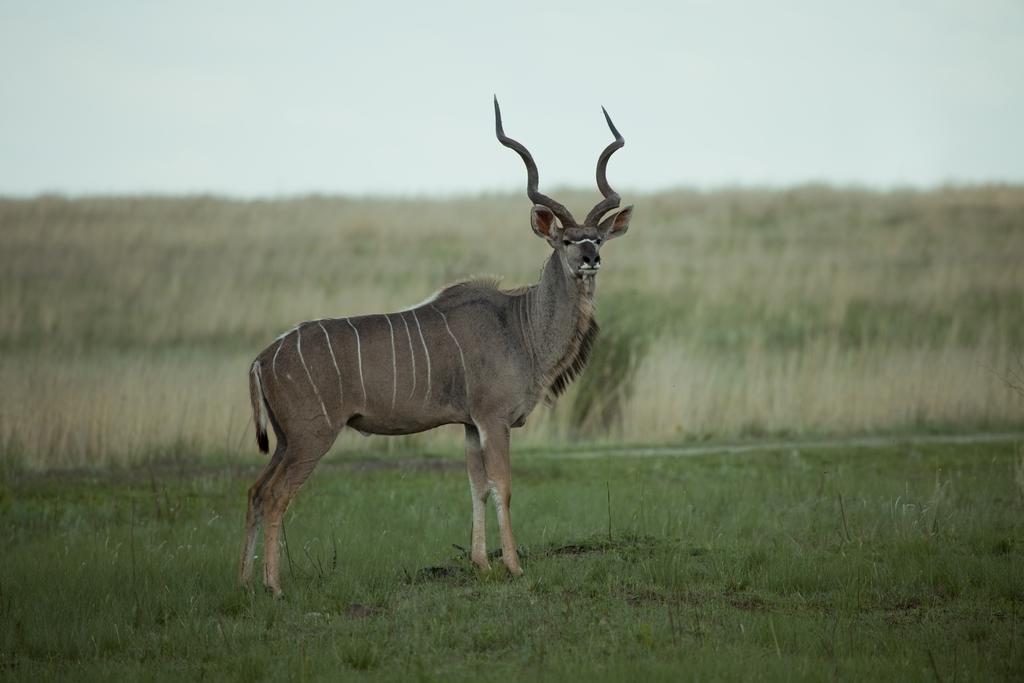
<box><xmin>241</xmin><ymin>98</ymin><xmax>634</xmax><ymax>596</ymax></box>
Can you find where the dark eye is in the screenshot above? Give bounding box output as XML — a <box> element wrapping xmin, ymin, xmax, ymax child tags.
<box><xmin>596</xmin><ymin>238</ymin><xmax>602</xmax><ymax>245</ymax></box>
<box><xmin>563</xmin><ymin>239</ymin><xmax>571</xmax><ymax>246</ymax></box>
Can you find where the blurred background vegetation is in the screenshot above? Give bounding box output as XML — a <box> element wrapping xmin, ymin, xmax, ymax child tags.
<box><xmin>1</xmin><ymin>185</ymin><xmax>1022</xmax><ymax>468</ymax></box>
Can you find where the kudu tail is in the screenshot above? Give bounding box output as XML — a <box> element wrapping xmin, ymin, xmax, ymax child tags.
<box><xmin>249</xmin><ymin>360</ymin><xmax>270</xmax><ymax>454</ymax></box>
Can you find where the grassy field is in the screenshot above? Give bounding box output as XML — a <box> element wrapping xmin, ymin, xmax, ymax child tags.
<box><xmin>2</xmin><ymin>439</ymin><xmax>1022</xmax><ymax>680</ymax></box>
<box><xmin>1</xmin><ymin>186</ymin><xmax>1022</xmax><ymax>677</ymax></box>
<box><xmin>2</xmin><ymin>186</ymin><xmax>1023</xmax><ymax>468</ymax></box>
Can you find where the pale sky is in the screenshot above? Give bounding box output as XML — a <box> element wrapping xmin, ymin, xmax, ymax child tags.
<box><xmin>1</xmin><ymin>1</ymin><xmax>1022</xmax><ymax>196</ymax></box>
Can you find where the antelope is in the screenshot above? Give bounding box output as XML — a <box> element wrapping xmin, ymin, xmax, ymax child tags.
<box><xmin>240</xmin><ymin>98</ymin><xmax>633</xmax><ymax>596</ymax></box>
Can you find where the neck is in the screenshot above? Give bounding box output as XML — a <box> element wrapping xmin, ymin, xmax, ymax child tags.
<box><xmin>521</xmin><ymin>253</ymin><xmax>598</xmax><ymax>398</ymax></box>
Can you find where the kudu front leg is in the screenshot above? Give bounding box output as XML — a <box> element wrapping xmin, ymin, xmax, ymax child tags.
<box><xmin>476</xmin><ymin>420</ymin><xmax>522</xmax><ymax>575</ymax></box>
<box><xmin>464</xmin><ymin>425</ymin><xmax>490</xmax><ymax>571</ymax></box>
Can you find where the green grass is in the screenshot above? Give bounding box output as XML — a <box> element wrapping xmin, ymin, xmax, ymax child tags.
<box><xmin>3</xmin><ymin>439</ymin><xmax>1022</xmax><ymax>681</ymax></box>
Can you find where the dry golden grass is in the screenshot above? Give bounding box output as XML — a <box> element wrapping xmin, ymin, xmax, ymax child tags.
<box><xmin>1</xmin><ymin>186</ymin><xmax>1022</xmax><ymax>468</ymax></box>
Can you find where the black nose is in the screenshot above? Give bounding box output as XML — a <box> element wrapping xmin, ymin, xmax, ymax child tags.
<box><xmin>582</xmin><ymin>254</ymin><xmax>601</xmax><ymax>265</ymax></box>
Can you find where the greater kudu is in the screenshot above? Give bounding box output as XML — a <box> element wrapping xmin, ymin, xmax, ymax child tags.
<box><xmin>241</xmin><ymin>98</ymin><xmax>633</xmax><ymax>596</ymax></box>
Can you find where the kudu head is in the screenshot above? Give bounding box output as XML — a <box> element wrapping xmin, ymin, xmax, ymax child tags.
<box><xmin>494</xmin><ymin>97</ymin><xmax>633</xmax><ymax>280</ymax></box>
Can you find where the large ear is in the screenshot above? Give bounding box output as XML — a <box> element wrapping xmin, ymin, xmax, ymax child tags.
<box><xmin>531</xmin><ymin>205</ymin><xmax>561</xmax><ymax>240</ymax></box>
<box><xmin>598</xmin><ymin>205</ymin><xmax>633</xmax><ymax>241</ymax></box>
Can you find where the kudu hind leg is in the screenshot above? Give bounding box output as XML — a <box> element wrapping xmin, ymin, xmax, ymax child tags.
<box><xmin>477</xmin><ymin>420</ymin><xmax>522</xmax><ymax>575</ymax></box>
<box><xmin>239</xmin><ymin>441</ymin><xmax>287</xmax><ymax>587</ymax></box>
<box><xmin>260</xmin><ymin>434</ymin><xmax>335</xmax><ymax>597</ymax></box>
<box><xmin>464</xmin><ymin>425</ymin><xmax>491</xmax><ymax>570</ymax></box>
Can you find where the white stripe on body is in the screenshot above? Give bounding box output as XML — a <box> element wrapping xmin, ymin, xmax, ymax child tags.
<box><xmin>346</xmin><ymin>318</ymin><xmax>368</xmax><ymax>406</ymax></box>
<box><xmin>296</xmin><ymin>325</ymin><xmax>332</xmax><ymax>427</ymax></box>
<box><xmin>397</xmin><ymin>290</ymin><xmax>440</xmax><ymax>312</ymax></box>
<box><xmin>525</xmin><ymin>289</ymin><xmax>538</xmax><ymax>372</ymax></box>
<box><xmin>518</xmin><ymin>291</ymin><xmax>535</xmax><ymax>372</ymax></box>
<box><xmin>275</xmin><ymin>325</ymin><xmax>298</xmax><ymax>341</ymax></box>
<box><xmin>400</xmin><ymin>313</ymin><xmax>417</xmax><ymax>399</ymax></box>
<box><xmin>384</xmin><ymin>314</ymin><xmax>397</xmax><ymax>412</ymax></box>
<box><xmin>272</xmin><ymin>335</ymin><xmax>287</xmax><ymax>380</ymax></box>
<box><xmin>318</xmin><ymin>321</ymin><xmax>343</xmax><ymax>406</ymax></box>
<box><xmin>432</xmin><ymin>304</ymin><xmax>470</xmax><ymax>401</ymax></box>
<box><xmin>411</xmin><ymin>309</ymin><xmax>431</xmax><ymax>404</ymax></box>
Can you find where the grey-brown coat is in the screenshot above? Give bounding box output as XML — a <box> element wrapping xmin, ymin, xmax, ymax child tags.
<box><xmin>240</xmin><ymin>99</ymin><xmax>634</xmax><ymax>596</ymax></box>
